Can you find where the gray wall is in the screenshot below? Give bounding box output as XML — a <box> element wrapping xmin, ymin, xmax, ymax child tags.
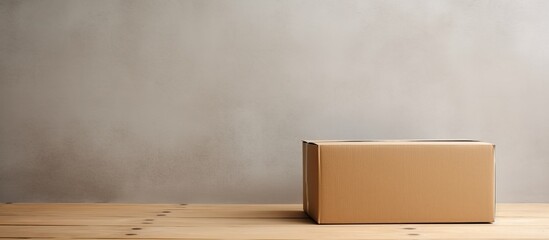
<box><xmin>1</xmin><ymin>0</ymin><xmax>548</xmax><ymax>203</ymax></box>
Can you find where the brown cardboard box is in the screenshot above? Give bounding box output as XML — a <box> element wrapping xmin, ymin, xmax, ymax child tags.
<box><xmin>303</xmin><ymin>140</ymin><xmax>495</xmax><ymax>224</ymax></box>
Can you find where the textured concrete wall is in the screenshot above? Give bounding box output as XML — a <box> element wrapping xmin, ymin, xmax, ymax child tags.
<box><xmin>1</xmin><ymin>0</ymin><xmax>548</xmax><ymax>203</ymax></box>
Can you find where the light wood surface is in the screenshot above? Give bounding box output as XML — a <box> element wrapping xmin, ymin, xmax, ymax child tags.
<box><xmin>0</xmin><ymin>203</ymin><xmax>548</xmax><ymax>239</ymax></box>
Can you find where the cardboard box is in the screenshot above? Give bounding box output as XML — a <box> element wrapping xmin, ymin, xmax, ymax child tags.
<box><xmin>303</xmin><ymin>140</ymin><xmax>495</xmax><ymax>224</ymax></box>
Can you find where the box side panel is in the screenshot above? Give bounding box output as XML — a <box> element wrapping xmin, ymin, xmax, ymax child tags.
<box><xmin>303</xmin><ymin>143</ymin><xmax>320</xmax><ymax>223</ymax></box>
<box><xmin>319</xmin><ymin>143</ymin><xmax>495</xmax><ymax>223</ymax></box>
<box><xmin>302</xmin><ymin>141</ymin><xmax>308</xmax><ymax>212</ymax></box>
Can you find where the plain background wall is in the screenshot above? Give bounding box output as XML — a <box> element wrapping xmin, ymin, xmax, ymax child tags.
<box><xmin>1</xmin><ymin>0</ymin><xmax>549</xmax><ymax>203</ymax></box>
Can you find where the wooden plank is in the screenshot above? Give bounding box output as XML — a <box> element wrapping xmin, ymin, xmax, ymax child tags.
<box><xmin>0</xmin><ymin>216</ymin><xmax>314</xmax><ymax>226</ymax></box>
<box><xmin>0</xmin><ymin>204</ymin><xmax>548</xmax><ymax>239</ymax></box>
<box><xmin>2</xmin><ymin>215</ymin><xmax>549</xmax><ymax>226</ymax></box>
<box><xmin>1</xmin><ymin>225</ymin><xmax>549</xmax><ymax>239</ymax></box>
<box><xmin>0</xmin><ymin>204</ymin><xmax>306</xmax><ymax>218</ymax></box>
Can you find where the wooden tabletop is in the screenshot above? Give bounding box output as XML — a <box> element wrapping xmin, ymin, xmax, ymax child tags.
<box><xmin>0</xmin><ymin>203</ymin><xmax>548</xmax><ymax>239</ymax></box>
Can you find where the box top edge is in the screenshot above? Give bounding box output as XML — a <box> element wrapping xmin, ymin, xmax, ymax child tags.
<box><xmin>303</xmin><ymin>139</ymin><xmax>493</xmax><ymax>145</ymax></box>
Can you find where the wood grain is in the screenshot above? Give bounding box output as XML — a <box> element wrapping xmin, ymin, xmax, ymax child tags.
<box><xmin>0</xmin><ymin>203</ymin><xmax>548</xmax><ymax>239</ymax></box>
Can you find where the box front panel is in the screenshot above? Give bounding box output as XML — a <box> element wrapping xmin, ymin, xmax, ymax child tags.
<box><xmin>304</xmin><ymin>143</ymin><xmax>320</xmax><ymax>222</ymax></box>
<box><xmin>319</xmin><ymin>143</ymin><xmax>494</xmax><ymax>223</ymax></box>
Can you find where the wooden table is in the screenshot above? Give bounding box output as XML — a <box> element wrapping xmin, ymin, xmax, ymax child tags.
<box><xmin>0</xmin><ymin>203</ymin><xmax>548</xmax><ymax>239</ymax></box>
